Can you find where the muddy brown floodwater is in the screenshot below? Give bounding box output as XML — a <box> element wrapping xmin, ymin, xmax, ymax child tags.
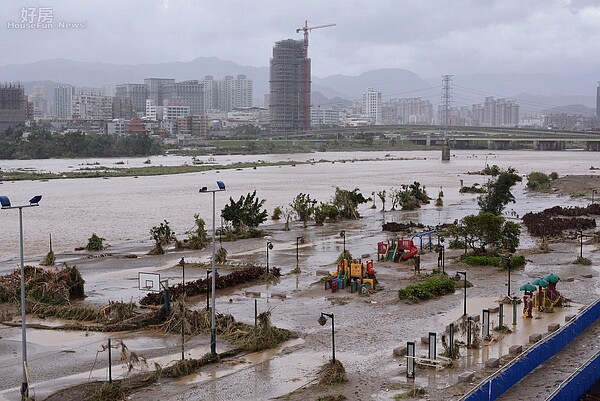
<box><xmin>0</xmin><ymin>150</ymin><xmax>599</xmax><ymax>401</ymax></box>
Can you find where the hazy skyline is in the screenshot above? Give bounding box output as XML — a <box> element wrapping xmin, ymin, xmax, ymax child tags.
<box><xmin>1</xmin><ymin>0</ymin><xmax>599</xmax><ymax>79</ymax></box>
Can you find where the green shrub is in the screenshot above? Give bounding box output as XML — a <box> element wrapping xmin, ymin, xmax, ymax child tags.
<box><xmin>526</xmin><ymin>172</ymin><xmax>551</xmax><ymax>191</ymax></box>
<box><xmin>271</xmin><ymin>206</ymin><xmax>282</xmax><ymax>220</ymax></box>
<box><xmin>85</xmin><ymin>233</ymin><xmax>104</xmax><ymax>251</ymax></box>
<box><xmin>549</xmin><ymin>171</ymin><xmax>559</xmax><ymax>180</ymax></box>
<box><xmin>398</xmin><ymin>277</ymin><xmax>456</xmax><ymax>303</ymax></box>
<box><xmin>460</xmin><ymin>254</ymin><xmax>525</xmax><ymax>267</ymax></box>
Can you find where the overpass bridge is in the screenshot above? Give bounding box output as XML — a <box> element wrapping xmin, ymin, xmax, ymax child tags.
<box><xmin>290</xmin><ymin>125</ymin><xmax>600</xmax><ymax>151</ymax></box>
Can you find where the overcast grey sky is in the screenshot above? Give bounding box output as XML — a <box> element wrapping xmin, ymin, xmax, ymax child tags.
<box><xmin>1</xmin><ymin>0</ymin><xmax>599</xmax><ymax>78</ymax></box>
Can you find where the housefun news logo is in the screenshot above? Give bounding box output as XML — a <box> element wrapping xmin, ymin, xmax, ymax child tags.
<box><xmin>7</xmin><ymin>7</ymin><xmax>86</xmax><ymax>29</ymax></box>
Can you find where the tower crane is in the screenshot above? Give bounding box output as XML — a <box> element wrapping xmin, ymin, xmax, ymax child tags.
<box><xmin>296</xmin><ymin>20</ymin><xmax>336</xmax><ymax>132</ymax></box>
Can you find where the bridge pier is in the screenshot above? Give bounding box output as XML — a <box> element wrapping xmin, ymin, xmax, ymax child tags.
<box><xmin>534</xmin><ymin>141</ymin><xmax>566</xmax><ymax>151</ymax></box>
<box><xmin>586</xmin><ymin>141</ymin><xmax>600</xmax><ymax>151</ymax></box>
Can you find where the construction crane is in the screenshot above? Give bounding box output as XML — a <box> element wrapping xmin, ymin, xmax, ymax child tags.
<box><xmin>296</xmin><ymin>20</ymin><xmax>336</xmax><ymax>132</ymax></box>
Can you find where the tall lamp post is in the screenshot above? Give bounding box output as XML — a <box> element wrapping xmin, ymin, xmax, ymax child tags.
<box><xmin>199</xmin><ymin>181</ymin><xmax>226</xmax><ymax>355</ymax></box>
<box><xmin>578</xmin><ymin>229</ymin><xmax>584</xmax><ymax>259</ymax></box>
<box><xmin>505</xmin><ymin>255</ymin><xmax>512</xmax><ymax>297</ymax></box>
<box><xmin>179</xmin><ymin>257</ymin><xmax>186</xmax><ymax>295</ymax></box>
<box><xmin>318</xmin><ymin>312</ymin><xmax>336</xmax><ymax>362</ymax></box>
<box><xmin>1</xmin><ymin>194</ymin><xmax>42</xmax><ymax>399</ymax></box>
<box><xmin>455</xmin><ymin>271</ymin><xmax>467</xmax><ymax>316</ymax></box>
<box><xmin>266</xmin><ymin>239</ymin><xmax>274</xmax><ymax>273</ymax></box>
<box><xmin>438</xmin><ymin>236</ymin><xmax>445</xmax><ymax>274</ymax></box>
<box><xmin>340</xmin><ymin>230</ymin><xmax>346</xmax><ymax>254</ymax></box>
<box><xmin>296</xmin><ymin>236</ymin><xmax>303</xmax><ymax>269</ymax></box>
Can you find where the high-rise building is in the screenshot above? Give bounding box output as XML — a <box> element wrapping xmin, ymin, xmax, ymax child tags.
<box><xmin>363</xmin><ymin>88</ymin><xmax>382</xmax><ymax>125</ymax></box>
<box><xmin>144</xmin><ymin>78</ymin><xmax>175</xmax><ymax>106</ymax></box>
<box><xmin>53</xmin><ymin>85</ymin><xmax>75</xmax><ymax>118</ymax></box>
<box><xmin>0</xmin><ymin>83</ymin><xmax>28</xmax><ymax>132</ymax></box>
<box><xmin>112</xmin><ymin>97</ymin><xmax>134</xmax><ymax>119</ymax></box>
<box><xmin>269</xmin><ymin>39</ymin><xmax>308</xmax><ymax>133</ymax></box>
<box><xmin>230</xmin><ymin>75</ymin><xmax>253</xmax><ymax>110</ymax></box>
<box><xmin>596</xmin><ymin>82</ymin><xmax>600</xmax><ymax>117</ymax></box>
<box><xmin>483</xmin><ymin>97</ymin><xmax>519</xmax><ymax>126</ymax></box>
<box><xmin>201</xmin><ymin>76</ymin><xmax>218</xmax><ymax>112</ymax></box>
<box><xmin>115</xmin><ymin>84</ymin><xmax>148</xmax><ymax>115</ymax></box>
<box><xmin>161</xmin><ymin>80</ymin><xmax>203</xmax><ymax>115</ymax></box>
<box><xmin>72</xmin><ymin>92</ymin><xmax>113</xmax><ymax>120</ymax></box>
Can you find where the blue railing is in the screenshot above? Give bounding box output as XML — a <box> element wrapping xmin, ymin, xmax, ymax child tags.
<box><xmin>546</xmin><ymin>350</ymin><xmax>600</xmax><ymax>401</ymax></box>
<box><xmin>460</xmin><ymin>298</ymin><xmax>600</xmax><ymax>401</ymax></box>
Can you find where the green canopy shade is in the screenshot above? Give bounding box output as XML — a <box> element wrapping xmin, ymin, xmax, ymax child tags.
<box><xmin>520</xmin><ymin>283</ymin><xmax>536</xmax><ymax>291</ymax></box>
<box><xmin>532</xmin><ymin>278</ymin><xmax>549</xmax><ymax>288</ymax></box>
<box><xmin>545</xmin><ymin>273</ymin><xmax>560</xmax><ymax>284</ymax></box>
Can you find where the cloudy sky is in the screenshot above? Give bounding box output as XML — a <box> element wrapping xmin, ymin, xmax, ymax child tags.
<box><xmin>1</xmin><ymin>0</ymin><xmax>599</xmax><ymax>78</ymax></box>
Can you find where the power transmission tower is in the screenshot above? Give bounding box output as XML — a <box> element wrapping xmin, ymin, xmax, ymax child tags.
<box><xmin>441</xmin><ymin>74</ymin><xmax>453</xmax><ymax>161</ymax></box>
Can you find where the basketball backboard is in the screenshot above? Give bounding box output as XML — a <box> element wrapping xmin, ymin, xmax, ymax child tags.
<box><xmin>138</xmin><ymin>272</ymin><xmax>160</xmax><ymax>292</ymax></box>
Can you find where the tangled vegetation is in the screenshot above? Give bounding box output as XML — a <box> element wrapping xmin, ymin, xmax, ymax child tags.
<box><xmin>0</xmin><ymin>265</ymin><xmax>84</xmax><ymax>305</ymax></box>
<box><xmin>318</xmin><ymin>359</ymin><xmax>348</xmax><ymax>385</ymax></box>
<box><xmin>522</xmin><ymin>204</ymin><xmax>600</xmax><ymax>237</ymax></box>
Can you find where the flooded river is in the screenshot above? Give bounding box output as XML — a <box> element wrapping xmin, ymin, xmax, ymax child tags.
<box><xmin>0</xmin><ymin>149</ymin><xmax>595</xmax><ymax>268</ymax></box>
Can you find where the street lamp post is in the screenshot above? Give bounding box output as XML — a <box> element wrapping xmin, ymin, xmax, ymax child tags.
<box><xmin>178</xmin><ymin>257</ymin><xmax>186</xmax><ymax>361</ymax></box>
<box><xmin>340</xmin><ymin>230</ymin><xmax>346</xmax><ymax>254</ymax></box>
<box><xmin>438</xmin><ymin>236</ymin><xmax>445</xmax><ymax>274</ymax></box>
<box><xmin>179</xmin><ymin>257</ymin><xmax>186</xmax><ymax>295</ymax></box>
<box><xmin>296</xmin><ymin>236</ymin><xmax>303</xmax><ymax>269</ymax></box>
<box><xmin>578</xmin><ymin>229</ymin><xmax>584</xmax><ymax>259</ymax></box>
<box><xmin>0</xmin><ymin>194</ymin><xmax>42</xmax><ymax>399</ymax></box>
<box><xmin>506</xmin><ymin>255</ymin><xmax>512</xmax><ymax>297</ymax></box>
<box><xmin>266</xmin><ymin>239</ymin><xmax>273</xmax><ymax>274</ymax></box>
<box><xmin>318</xmin><ymin>312</ymin><xmax>336</xmax><ymax>362</ymax></box>
<box><xmin>592</xmin><ymin>190</ymin><xmax>596</xmax><ymax>205</ymax></box>
<box><xmin>199</xmin><ymin>181</ymin><xmax>226</xmax><ymax>355</ymax></box>
<box><xmin>206</xmin><ymin>269</ymin><xmax>211</xmax><ymax>310</ymax></box>
<box><xmin>455</xmin><ymin>271</ymin><xmax>467</xmax><ymax>316</ymax></box>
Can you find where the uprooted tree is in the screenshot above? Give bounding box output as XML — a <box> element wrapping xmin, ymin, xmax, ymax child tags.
<box><xmin>332</xmin><ymin>187</ymin><xmax>370</xmax><ymax>219</ymax></box>
<box><xmin>221</xmin><ymin>190</ymin><xmax>268</xmax><ymax>237</ymax></box>
<box><xmin>149</xmin><ymin>220</ymin><xmax>177</xmax><ymax>255</ymax></box>
<box><xmin>290</xmin><ymin>193</ymin><xmax>316</xmax><ymax>228</ymax></box>
<box><xmin>477</xmin><ymin>167</ymin><xmax>522</xmax><ymax>216</ymax></box>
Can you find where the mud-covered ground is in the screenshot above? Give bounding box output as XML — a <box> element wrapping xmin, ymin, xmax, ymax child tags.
<box><xmin>0</xmin><ymin>175</ymin><xmax>599</xmax><ymax>401</ymax></box>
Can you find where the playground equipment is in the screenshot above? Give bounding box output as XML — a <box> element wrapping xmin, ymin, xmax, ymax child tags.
<box><xmin>325</xmin><ymin>259</ymin><xmax>376</xmax><ymax>294</ymax></box>
<box><xmin>412</xmin><ymin>230</ymin><xmax>441</xmax><ymax>252</ymax></box>
<box><xmin>377</xmin><ymin>239</ymin><xmax>419</xmax><ymax>262</ymax></box>
<box><xmin>520</xmin><ymin>274</ymin><xmax>563</xmax><ymax>317</ymax></box>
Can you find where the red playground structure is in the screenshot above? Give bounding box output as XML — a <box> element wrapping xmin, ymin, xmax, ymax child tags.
<box><xmin>377</xmin><ymin>239</ymin><xmax>419</xmax><ymax>262</ymax></box>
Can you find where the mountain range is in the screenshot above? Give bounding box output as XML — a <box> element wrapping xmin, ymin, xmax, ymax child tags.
<box><xmin>1</xmin><ymin>57</ymin><xmax>597</xmax><ymax>114</ymax></box>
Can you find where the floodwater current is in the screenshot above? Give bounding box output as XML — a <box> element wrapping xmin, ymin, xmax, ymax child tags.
<box><xmin>1</xmin><ymin>149</ymin><xmax>600</xmax><ymax>400</ymax></box>
<box><xmin>0</xmin><ymin>149</ymin><xmax>596</xmax><ymax>268</ymax></box>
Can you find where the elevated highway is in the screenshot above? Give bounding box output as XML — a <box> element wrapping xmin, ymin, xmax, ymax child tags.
<box><xmin>290</xmin><ymin>125</ymin><xmax>600</xmax><ymax>151</ymax></box>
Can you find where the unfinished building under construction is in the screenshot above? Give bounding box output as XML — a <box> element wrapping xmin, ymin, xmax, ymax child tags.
<box><xmin>269</xmin><ymin>39</ymin><xmax>308</xmax><ymax>134</ymax></box>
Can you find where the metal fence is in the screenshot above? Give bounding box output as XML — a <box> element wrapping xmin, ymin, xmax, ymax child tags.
<box><xmin>546</xmin><ymin>350</ymin><xmax>600</xmax><ymax>401</ymax></box>
<box><xmin>460</xmin><ymin>298</ymin><xmax>600</xmax><ymax>401</ymax></box>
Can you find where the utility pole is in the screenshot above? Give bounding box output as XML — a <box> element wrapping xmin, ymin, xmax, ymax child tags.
<box><xmin>441</xmin><ymin>75</ymin><xmax>452</xmax><ymax>161</ymax></box>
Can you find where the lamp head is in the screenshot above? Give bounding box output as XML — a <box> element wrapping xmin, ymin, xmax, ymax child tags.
<box><xmin>440</xmin><ymin>236</ymin><xmax>445</xmax><ymax>244</ymax></box>
<box><xmin>199</xmin><ymin>187</ymin><xmax>208</xmax><ymax>192</ymax></box>
<box><xmin>217</xmin><ymin>181</ymin><xmax>225</xmax><ymax>190</ymax></box>
<box><xmin>454</xmin><ymin>272</ymin><xmax>461</xmax><ymax>281</ymax></box>
<box><xmin>179</xmin><ymin>257</ymin><xmax>185</xmax><ymax>266</ymax></box>
<box><xmin>0</xmin><ymin>196</ymin><xmax>10</xmax><ymax>208</ymax></box>
<box><xmin>29</xmin><ymin>195</ymin><xmax>42</xmax><ymax>205</ymax></box>
<box><xmin>340</xmin><ymin>230</ymin><xmax>345</xmax><ymax>237</ymax></box>
<box><xmin>318</xmin><ymin>314</ymin><xmax>327</xmax><ymax>326</ymax></box>
<box><xmin>267</xmin><ymin>240</ymin><xmax>273</xmax><ymax>250</ymax></box>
